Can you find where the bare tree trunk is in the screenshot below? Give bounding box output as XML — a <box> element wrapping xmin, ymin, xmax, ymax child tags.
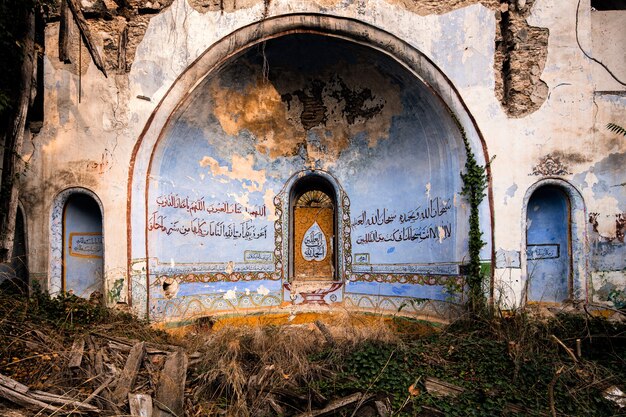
<box><xmin>0</xmin><ymin>11</ymin><xmax>35</xmax><ymax>264</ymax></box>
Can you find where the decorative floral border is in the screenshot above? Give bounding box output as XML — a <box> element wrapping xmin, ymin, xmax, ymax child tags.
<box><xmin>149</xmin><ymin>292</ymin><xmax>282</xmax><ymax>321</ymax></box>
<box><xmin>349</xmin><ymin>273</ymin><xmax>463</xmax><ymax>286</ymax></box>
<box><xmin>49</xmin><ymin>188</ymin><xmax>104</xmax><ymax>295</ymax></box>
<box><xmin>274</xmin><ymin>170</ymin><xmax>352</xmax><ymax>285</ymax></box>
<box><xmin>154</xmin><ymin>271</ymin><xmax>278</xmax><ymax>284</ymax></box>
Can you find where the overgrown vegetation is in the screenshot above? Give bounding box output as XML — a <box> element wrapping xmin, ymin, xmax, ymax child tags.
<box><xmin>1</xmin><ymin>281</ymin><xmax>624</xmax><ymax>416</ymax></box>
<box><xmin>0</xmin><ymin>279</ymin><xmax>170</xmax><ymax>391</ymax></box>
<box><xmin>458</xmin><ymin>122</ymin><xmax>489</xmax><ymax>314</ymax></box>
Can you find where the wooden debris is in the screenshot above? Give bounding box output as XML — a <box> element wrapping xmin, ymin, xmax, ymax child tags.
<box><xmin>84</xmin><ymin>375</ymin><xmax>114</xmax><ymax>404</ymax></box>
<box><xmin>0</xmin><ymin>374</ymin><xmax>29</xmax><ymax>394</ymax></box>
<box><xmin>314</xmin><ymin>320</ymin><xmax>336</xmax><ymax>348</ymax></box>
<box><xmin>550</xmin><ymin>334</ymin><xmax>578</xmax><ymax>363</ymax></box>
<box><xmin>294</xmin><ymin>392</ymin><xmax>372</xmax><ymax>417</ymax></box>
<box><xmin>94</xmin><ymin>332</ymin><xmax>178</xmax><ymax>354</ymax></box>
<box><xmin>602</xmin><ymin>386</ymin><xmax>626</xmax><ymax>409</ymax></box>
<box><xmin>68</xmin><ymin>337</ymin><xmax>85</xmax><ymax>369</ymax></box>
<box><xmin>0</xmin><ymin>384</ymin><xmax>63</xmax><ymax>413</ymax></box>
<box><xmin>153</xmin><ymin>350</ymin><xmax>188</xmax><ymax>417</ymax></box>
<box><xmin>424</xmin><ymin>377</ymin><xmax>465</xmax><ymax>398</ymax></box>
<box><xmin>0</xmin><ymin>373</ymin><xmax>100</xmax><ymax>414</ymax></box>
<box><xmin>129</xmin><ymin>393</ymin><xmax>153</xmax><ymax>417</ymax></box>
<box><xmin>117</xmin><ymin>25</ymin><xmax>128</xmax><ymax>74</ymax></box>
<box><xmin>65</xmin><ymin>0</ymin><xmax>108</xmax><ymax>77</ymax></box>
<box><xmin>58</xmin><ymin>0</ymin><xmax>71</xmax><ymax>63</ymax></box>
<box><xmin>111</xmin><ymin>341</ymin><xmax>145</xmax><ymax>405</ymax></box>
<box><xmin>266</xmin><ymin>393</ymin><xmax>285</xmax><ymax>415</ymax></box>
<box><xmin>375</xmin><ymin>400</ymin><xmax>390</xmax><ymax>417</ymax></box>
<box><xmin>29</xmin><ymin>390</ymin><xmax>101</xmax><ymax>413</ymax></box>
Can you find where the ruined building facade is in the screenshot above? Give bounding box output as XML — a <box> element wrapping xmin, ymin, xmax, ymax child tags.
<box><xmin>5</xmin><ymin>0</ymin><xmax>626</xmax><ymax>322</ymax></box>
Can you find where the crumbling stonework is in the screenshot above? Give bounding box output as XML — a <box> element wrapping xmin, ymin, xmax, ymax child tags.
<box><xmin>50</xmin><ymin>0</ymin><xmax>173</xmax><ymax>75</ymax></box>
<box><xmin>494</xmin><ymin>0</ymin><xmax>549</xmax><ymax>117</ymax></box>
<box><xmin>187</xmin><ymin>0</ymin><xmax>260</xmax><ymax>13</ymax></box>
<box><xmin>50</xmin><ymin>0</ymin><xmax>549</xmax><ymax>118</ymax></box>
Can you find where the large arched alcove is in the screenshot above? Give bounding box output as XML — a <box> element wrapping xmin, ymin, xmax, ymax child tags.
<box><xmin>128</xmin><ymin>16</ymin><xmax>493</xmax><ymax>321</ymax></box>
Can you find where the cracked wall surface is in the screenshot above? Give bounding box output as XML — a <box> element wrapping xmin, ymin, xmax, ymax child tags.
<box><xmin>16</xmin><ymin>0</ymin><xmax>626</xmax><ymax>317</ymax></box>
<box><xmin>51</xmin><ymin>0</ymin><xmax>549</xmax><ymax>115</ymax></box>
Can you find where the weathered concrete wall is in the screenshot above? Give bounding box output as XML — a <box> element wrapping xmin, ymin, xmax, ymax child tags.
<box><xmin>586</xmin><ymin>9</ymin><xmax>626</xmax><ymax>309</ymax></box>
<box><xmin>16</xmin><ymin>0</ymin><xmax>626</xmax><ymax>319</ymax></box>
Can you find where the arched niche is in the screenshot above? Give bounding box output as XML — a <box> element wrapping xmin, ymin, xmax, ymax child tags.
<box><xmin>521</xmin><ymin>179</ymin><xmax>588</xmax><ymax>304</ymax></box>
<box><xmin>49</xmin><ymin>188</ymin><xmax>104</xmax><ymax>297</ymax></box>
<box><xmin>0</xmin><ymin>203</ymin><xmax>28</xmax><ymax>290</ymax></box>
<box><xmin>128</xmin><ymin>15</ymin><xmax>493</xmax><ymax>320</ymax></box>
<box><xmin>290</xmin><ymin>175</ymin><xmax>338</xmax><ymax>282</ymax></box>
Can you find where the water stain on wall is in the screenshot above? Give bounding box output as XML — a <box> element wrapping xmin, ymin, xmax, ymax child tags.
<box><xmin>205</xmin><ymin>37</ymin><xmax>403</xmax><ymax>165</ymax></box>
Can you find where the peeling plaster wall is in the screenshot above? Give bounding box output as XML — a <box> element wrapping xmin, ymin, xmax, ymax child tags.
<box><xmin>143</xmin><ymin>35</ymin><xmax>471</xmax><ymax>321</ymax></box>
<box><xmin>18</xmin><ymin>0</ymin><xmax>626</xmax><ymax>318</ymax></box>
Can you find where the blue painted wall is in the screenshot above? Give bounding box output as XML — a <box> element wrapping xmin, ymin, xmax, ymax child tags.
<box><xmin>526</xmin><ymin>186</ymin><xmax>570</xmax><ymax>303</ymax></box>
<box><xmin>139</xmin><ymin>34</ymin><xmax>487</xmax><ymax>320</ymax></box>
<box><xmin>63</xmin><ymin>194</ymin><xmax>103</xmax><ymax>297</ymax></box>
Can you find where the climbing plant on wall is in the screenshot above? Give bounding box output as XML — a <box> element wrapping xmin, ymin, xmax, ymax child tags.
<box><xmin>458</xmin><ymin>123</ymin><xmax>489</xmax><ymax>313</ymax></box>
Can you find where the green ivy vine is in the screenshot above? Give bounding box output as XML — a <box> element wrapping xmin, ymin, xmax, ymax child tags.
<box><xmin>456</xmin><ymin>119</ymin><xmax>489</xmax><ymax>313</ymax></box>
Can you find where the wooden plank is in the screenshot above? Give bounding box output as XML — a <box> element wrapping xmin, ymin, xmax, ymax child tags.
<box><xmin>374</xmin><ymin>400</ymin><xmax>389</xmax><ymax>417</ymax></box>
<box><xmin>294</xmin><ymin>392</ymin><xmax>370</xmax><ymax>417</ymax></box>
<box><xmin>129</xmin><ymin>393</ymin><xmax>153</xmax><ymax>417</ymax></box>
<box><xmin>153</xmin><ymin>350</ymin><xmax>188</xmax><ymax>417</ymax></box>
<box><xmin>117</xmin><ymin>25</ymin><xmax>128</xmax><ymax>74</ymax></box>
<box><xmin>94</xmin><ymin>332</ymin><xmax>178</xmax><ymax>354</ymax></box>
<box><xmin>0</xmin><ymin>385</ymin><xmax>62</xmax><ymax>413</ymax></box>
<box><xmin>58</xmin><ymin>0</ymin><xmax>71</xmax><ymax>63</ymax></box>
<box><xmin>424</xmin><ymin>377</ymin><xmax>465</xmax><ymax>398</ymax></box>
<box><xmin>111</xmin><ymin>341</ymin><xmax>145</xmax><ymax>405</ymax></box>
<box><xmin>314</xmin><ymin>320</ymin><xmax>336</xmax><ymax>348</ymax></box>
<box><xmin>0</xmin><ymin>373</ymin><xmax>29</xmax><ymax>394</ymax></box>
<box><xmin>65</xmin><ymin>0</ymin><xmax>108</xmax><ymax>77</ymax></box>
<box><xmin>84</xmin><ymin>375</ymin><xmax>114</xmax><ymax>404</ymax></box>
<box><xmin>30</xmin><ymin>390</ymin><xmax>101</xmax><ymax>413</ymax></box>
<box><xmin>68</xmin><ymin>337</ymin><xmax>85</xmax><ymax>369</ymax></box>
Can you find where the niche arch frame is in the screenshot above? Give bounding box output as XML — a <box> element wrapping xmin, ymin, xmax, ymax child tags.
<box><xmin>127</xmin><ymin>13</ymin><xmax>495</xmax><ymax>309</ymax></box>
<box><xmin>278</xmin><ymin>170</ymin><xmax>350</xmax><ymax>284</ymax></box>
<box><xmin>521</xmin><ymin>178</ymin><xmax>588</xmax><ymax>304</ymax></box>
<box><xmin>14</xmin><ymin>201</ymin><xmax>30</xmax><ymax>285</ymax></box>
<box><xmin>49</xmin><ymin>187</ymin><xmax>104</xmax><ymax>295</ymax></box>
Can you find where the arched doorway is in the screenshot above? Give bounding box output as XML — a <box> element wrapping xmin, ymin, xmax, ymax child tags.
<box><xmin>0</xmin><ymin>205</ymin><xmax>28</xmax><ymax>291</ymax></box>
<box><xmin>290</xmin><ymin>175</ymin><xmax>338</xmax><ymax>282</ymax></box>
<box><xmin>50</xmin><ymin>188</ymin><xmax>104</xmax><ymax>298</ymax></box>
<box><xmin>62</xmin><ymin>194</ymin><xmax>103</xmax><ymax>297</ymax></box>
<box><xmin>525</xmin><ymin>185</ymin><xmax>572</xmax><ymax>303</ymax></box>
<box><xmin>12</xmin><ymin>206</ymin><xmax>28</xmax><ymax>286</ymax></box>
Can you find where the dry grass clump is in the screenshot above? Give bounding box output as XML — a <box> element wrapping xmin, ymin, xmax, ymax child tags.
<box><xmin>188</xmin><ymin>311</ymin><xmax>408</xmax><ymax>416</ymax></box>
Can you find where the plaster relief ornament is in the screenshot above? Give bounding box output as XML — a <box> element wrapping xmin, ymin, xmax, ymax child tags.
<box><xmin>302</xmin><ymin>221</ymin><xmax>327</xmax><ymax>261</ymax></box>
<box><xmin>530</xmin><ymin>154</ymin><xmax>571</xmax><ymax>176</ymax></box>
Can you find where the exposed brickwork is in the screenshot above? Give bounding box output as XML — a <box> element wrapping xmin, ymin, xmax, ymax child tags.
<box><xmin>49</xmin><ymin>0</ymin><xmax>549</xmax><ymax>117</ymax></box>
<box><xmin>494</xmin><ymin>0</ymin><xmax>549</xmax><ymax>117</ymax></box>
